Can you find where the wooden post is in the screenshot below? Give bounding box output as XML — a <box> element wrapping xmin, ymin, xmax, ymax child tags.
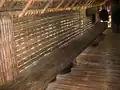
<box><xmin>0</xmin><ymin>14</ymin><xmax>18</xmax><ymax>84</ymax></box>
<box><xmin>111</xmin><ymin>0</ymin><xmax>120</xmax><ymax>33</ymax></box>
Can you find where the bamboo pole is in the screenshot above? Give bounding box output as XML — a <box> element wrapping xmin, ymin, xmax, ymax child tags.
<box><xmin>56</xmin><ymin>0</ymin><xmax>64</xmax><ymax>9</ymax></box>
<box><xmin>71</xmin><ymin>0</ymin><xmax>78</xmax><ymax>7</ymax></box>
<box><xmin>64</xmin><ymin>0</ymin><xmax>73</xmax><ymax>8</ymax></box>
<box><xmin>41</xmin><ymin>0</ymin><xmax>53</xmax><ymax>14</ymax></box>
<box><xmin>19</xmin><ymin>0</ymin><xmax>34</xmax><ymax>17</ymax></box>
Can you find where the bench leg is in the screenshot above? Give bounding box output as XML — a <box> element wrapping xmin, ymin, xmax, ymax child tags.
<box><xmin>59</xmin><ymin>62</ymin><xmax>73</xmax><ymax>74</ymax></box>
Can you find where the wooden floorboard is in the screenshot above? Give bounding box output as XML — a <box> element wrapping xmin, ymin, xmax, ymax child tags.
<box><xmin>47</xmin><ymin>29</ymin><xmax>120</xmax><ymax>90</ymax></box>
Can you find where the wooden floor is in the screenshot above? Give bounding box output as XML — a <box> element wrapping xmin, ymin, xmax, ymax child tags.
<box><xmin>46</xmin><ymin>29</ymin><xmax>120</xmax><ymax>90</ymax></box>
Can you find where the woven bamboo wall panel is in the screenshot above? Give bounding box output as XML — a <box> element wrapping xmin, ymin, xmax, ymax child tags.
<box><xmin>0</xmin><ymin>10</ymin><xmax>93</xmax><ymax>85</ymax></box>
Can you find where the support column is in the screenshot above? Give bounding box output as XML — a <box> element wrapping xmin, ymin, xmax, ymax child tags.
<box><xmin>111</xmin><ymin>0</ymin><xmax>120</xmax><ymax>33</ymax></box>
<box><xmin>0</xmin><ymin>14</ymin><xmax>18</xmax><ymax>84</ymax></box>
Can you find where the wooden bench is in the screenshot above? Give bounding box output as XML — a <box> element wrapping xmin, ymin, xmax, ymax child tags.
<box><xmin>0</xmin><ymin>22</ymin><xmax>107</xmax><ymax>90</ymax></box>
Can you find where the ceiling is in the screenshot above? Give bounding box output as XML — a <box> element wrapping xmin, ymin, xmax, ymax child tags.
<box><xmin>0</xmin><ymin>0</ymin><xmax>104</xmax><ymax>12</ymax></box>
<box><xmin>0</xmin><ymin>0</ymin><xmax>105</xmax><ymax>17</ymax></box>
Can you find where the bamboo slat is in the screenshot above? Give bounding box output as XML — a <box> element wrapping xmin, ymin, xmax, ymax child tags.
<box><xmin>0</xmin><ymin>9</ymin><xmax>93</xmax><ymax>85</ymax></box>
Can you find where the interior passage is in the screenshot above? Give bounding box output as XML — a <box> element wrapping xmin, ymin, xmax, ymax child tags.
<box><xmin>47</xmin><ymin>29</ymin><xmax>120</xmax><ymax>90</ymax></box>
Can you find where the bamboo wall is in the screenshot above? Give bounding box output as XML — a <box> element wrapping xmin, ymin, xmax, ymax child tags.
<box><xmin>0</xmin><ymin>9</ymin><xmax>93</xmax><ymax>85</ymax></box>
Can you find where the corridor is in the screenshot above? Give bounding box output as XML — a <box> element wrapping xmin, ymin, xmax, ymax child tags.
<box><xmin>47</xmin><ymin>29</ymin><xmax>120</xmax><ymax>90</ymax></box>
<box><xmin>0</xmin><ymin>0</ymin><xmax>119</xmax><ymax>90</ymax></box>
